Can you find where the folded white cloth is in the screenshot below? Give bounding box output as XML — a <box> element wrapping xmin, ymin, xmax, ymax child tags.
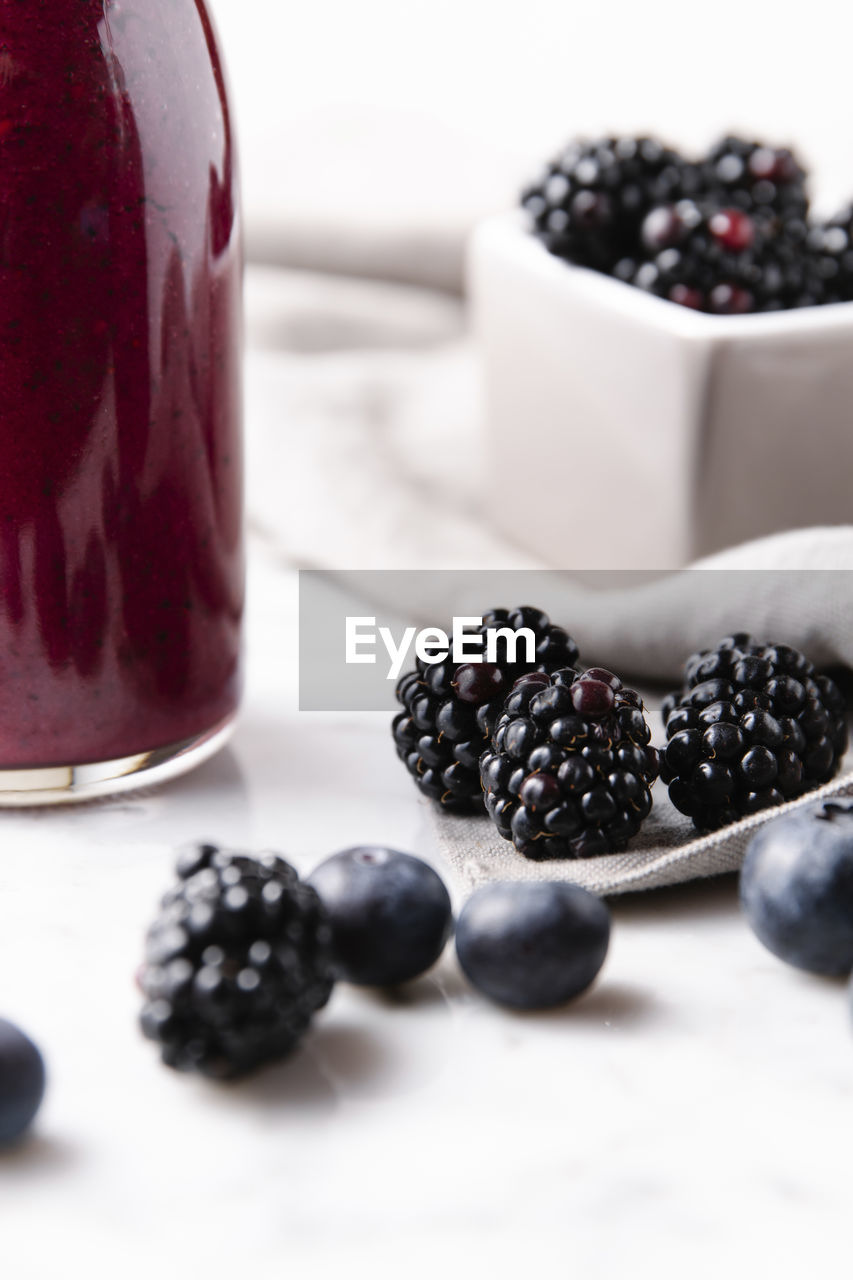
<box><xmin>504</xmin><ymin>527</ymin><xmax>853</xmax><ymax>681</ymax></box>
<box><xmin>234</xmin><ymin>106</ymin><xmax>522</xmax><ymax>294</ymax></box>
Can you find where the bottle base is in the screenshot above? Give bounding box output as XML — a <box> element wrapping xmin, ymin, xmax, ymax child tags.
<box><xmin>0</xmin><ymin>712</ymin><xmax>237</xmax><ymax>807</ymax></box>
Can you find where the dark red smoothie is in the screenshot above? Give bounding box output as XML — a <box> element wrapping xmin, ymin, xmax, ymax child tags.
<box><xmin>0</xmin><ymin>0</ymin><xmax>243</xmax><ymax>767</ymax></box>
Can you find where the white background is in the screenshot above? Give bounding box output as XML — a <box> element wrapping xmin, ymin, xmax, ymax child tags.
<box><xmin>208</xmin><ymin>0</ymin><xmax>853</xmax><ymax>251</ymax></box>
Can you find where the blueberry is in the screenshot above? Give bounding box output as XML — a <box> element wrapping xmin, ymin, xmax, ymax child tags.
<box><xmin>308</xmin><ymin>847</ymin><xmax>452</xmax><ymax>986</ymax></box>
<box><xmin>455</xmin><ymin>882</ymin><xmax>610</xmax><ymax>1009</ymax></box>
<box><xmin>0</xmin><ymin>1019</ymin><xmax>46</xmax><ymax>1146</ymax></box>
<box><xmin>740</xmin><ymin>799</ymin><xmax>853</xmax><ymax>975</ymax></box>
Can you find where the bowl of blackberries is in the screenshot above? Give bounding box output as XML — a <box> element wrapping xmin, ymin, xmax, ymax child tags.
<box><xmin>520</xmin><ymin>134</ymin><xmax>850</xmax><ymax>314</ymax></box>
<box><xmin>469</xmin><ymin>135</ymin><xmax>853</xmax><ymax>569</ymax></box>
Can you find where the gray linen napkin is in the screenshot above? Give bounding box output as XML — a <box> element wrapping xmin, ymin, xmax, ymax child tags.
<box><xmin>430</xmin><ymin>750</ymin><xmax>853</xmax><ymax>898</ymax></box>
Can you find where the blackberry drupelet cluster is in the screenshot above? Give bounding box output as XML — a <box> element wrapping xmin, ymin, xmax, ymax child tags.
<box><xmin>661</xmin><ymin>635</ymin><xmax>848</xmax><ymax>833</ymax></box>
<box><xmin>139</xmin><ymin>844</ymin><xmax>335</xmax><ymax>1078</ymax></box>
<box><xmin>393</xmin><ymin>607</ymin><xmax>579</xmax><ymax>813</ymax></box>
<box><xmin>521</xmin><ymin>136</ymin><xmax>699</xmax><ymax>272</ymax></box>
<box><xmin>522</xmin><ymin>132</ymin><xmax>853</xmax><ymax>312</ymax></box>
<box><xmin>631</xmin><ymin>202</ymin><xmax>823</xmax><ymax>313</ymax></box>
<box><xmin>480</xmin><ymin>667</ymin><xmax>659</xmax><ymax>861</ymax></box>
<box><xmin>805</xmin><ymin>208</ymin><xmax>853</xmax><ymax>304</ymax></box>
<box><xmin>701</xmin><ymin>136</ymin><xmax>808</xmax><ymax>226</ymax></box>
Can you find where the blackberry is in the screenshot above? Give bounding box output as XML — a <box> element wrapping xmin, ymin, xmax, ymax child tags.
<box><xmin>701</xmin><ymin>136</ymin><xmax>809</xmax><ymax>227</ymax></box>
<box><xmin>139</xmin><ymin>843</ymin><xmax>335</xmax><ymax>1078</ymax></box>
<box><xmin>633</xmin><ymin>203</ymin><xmax>822</xmax><ymax>313</ymax></box>
<box><xmin>521</xmin><ymin>132</ymin><xmax>842</xmax><ymax>311</ymax></box>
<box><xmin>804</xmin><ymin>208</ymin><xmax>853</xmax><ymax>305</ymax></box>
<box><xmin>661</xmin><ymin>636</ymin><xmax>848</xmax><ymax>832</ymax></box>
<box><xmin>751</xmin><ymin>224</ymin><xmax>830</xmax><ymax>311</ymax></box>
<box><xmin>521</xmin><ymin>136</ymin><xmax>699</xmax><ymax>271</ymax></box>
<box><xmin>633</xmin><ymin>210</ymin><xmax>746</xmax><ymax>312</ymax></box>
<box><xmin>480</xmin><ymin>667</ymin><xmax>659</xmax><ymax>861</ymax></box>
<box><xmin>392</xmin><ymin>607</ymin><xmax>579</xmax><ymax>813</ymax></box>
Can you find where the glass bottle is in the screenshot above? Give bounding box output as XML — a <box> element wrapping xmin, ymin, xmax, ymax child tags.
<box><xmin>0</xmin><ymin>0</ymin><xmax>244</xmax><ymax>801</ymax></box>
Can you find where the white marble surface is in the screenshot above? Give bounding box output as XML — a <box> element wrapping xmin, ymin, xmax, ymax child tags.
<box><xmin>1</xmin><ymin>543</ymin><xmax>851</xmax><ymax>1278</ymax></box>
